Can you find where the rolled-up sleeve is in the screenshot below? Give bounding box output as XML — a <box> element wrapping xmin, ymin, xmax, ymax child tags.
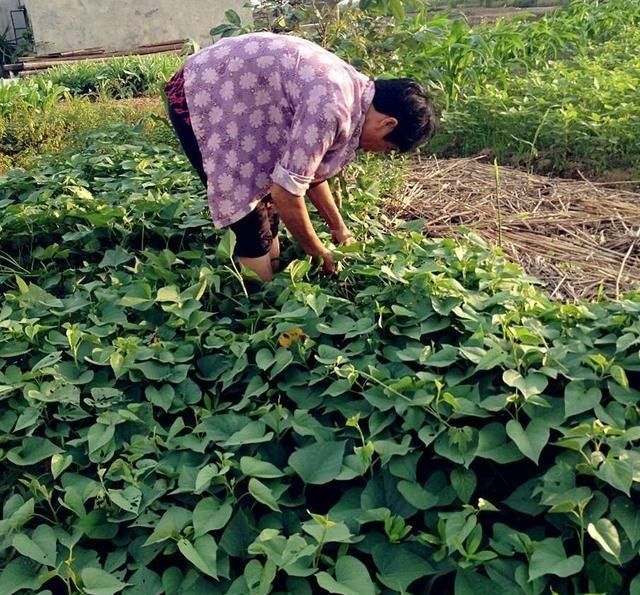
<box><xmin>271</xmin><ymin>164</ymin><xmax>315</xmax><ymax>196</ymax></box>
<box><xmin>272</xmin><ymin>107</ymin><xmax>339</xmax><ymax>196</ymax></box>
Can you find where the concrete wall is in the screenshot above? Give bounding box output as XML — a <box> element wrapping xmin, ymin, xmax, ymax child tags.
<box><xmin>0</xmin><ymin>0</ymin><xmax>23</xmax><ymax>42</ymax></box>
<box><xmin>23</xmin><ymin>0</ymin><xmax>251</xmax><ymax>55</ymax></box>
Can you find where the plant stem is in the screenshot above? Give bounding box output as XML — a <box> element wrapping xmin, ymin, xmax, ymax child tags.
<box><xmin>313</xmin><ymin>525</ymin><xmax>327</xmax><ymax>569</ymax></box>
<box><xmin>493</xmin><ymin>158</ymin><xmax>503</xmax><ymax>249</ymax></box>
<box><xmin>224</xmin><ymin>264</ymin><xmax>248</xmax><ymax>299</ymax></box>
<box><xmin>356</xmin><ymin>368</ymin><xmax>412</xmax><ymax>403</ymax></box>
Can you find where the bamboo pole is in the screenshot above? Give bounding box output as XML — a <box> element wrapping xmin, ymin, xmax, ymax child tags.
<box><xmin>10</xmin><ymin>47</ymin><xmax>183</xmax><ymax>74</ymax></box>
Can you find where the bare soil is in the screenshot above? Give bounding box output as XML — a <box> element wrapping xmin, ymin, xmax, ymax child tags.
<box><xmin>439</xmin><ymin>5</ymin><xmax>559</xmax><ymax>23</ymax></box>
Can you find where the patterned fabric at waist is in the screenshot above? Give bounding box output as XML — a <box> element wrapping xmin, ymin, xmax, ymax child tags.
<box><xmin>164</xmin><ymin>68</ymin><xmax>190</xmax><ymax>121</ymax></box>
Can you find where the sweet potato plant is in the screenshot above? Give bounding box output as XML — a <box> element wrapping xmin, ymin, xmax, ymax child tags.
<box><xmin>0</xmin><ymin>127</ymin><xmax>639</xmax><ymax>594</ymax></box>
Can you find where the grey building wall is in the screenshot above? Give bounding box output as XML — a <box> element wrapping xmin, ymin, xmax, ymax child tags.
<box><xmin>0</xmin><ymin>0</ymin><xmax>24</xmax><ymax>42</ymax></box>
<box><xmin>22</xmin><ymin>0</ymin><xmax>250</xmax><ymax>55</ymax></box>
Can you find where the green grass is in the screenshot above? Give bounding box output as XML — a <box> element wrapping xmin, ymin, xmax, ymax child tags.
<box><xmin>432</xmin><ymin>29</ymin><xmax>640</xmax><ymax>173</ymax></box>
<box><xmin>324</xmin><ymin>0</ymin><xmax>640</xmax><ymax>175</ymax></box>
<box><xmin>35</xmin><ymin>54</ymin><xmax>184</xmax><ymax>99</ymax></box>
<box><xmin>4</xmin><ymin>0</ymin><xmax>640</xmax><ymax>175</ymax></box>
<box><xmin>0</xmin><ymin>54</ymin><xmax>182</xmax><ymax>169</ymax></box>
<box><xmin>0</xmin><ymin>78</ymin><xmax>167</xmax><ymax>171</ymax></box>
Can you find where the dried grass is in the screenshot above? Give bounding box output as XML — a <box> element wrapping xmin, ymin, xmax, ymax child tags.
<box><xmin>384</xmin><ymin>156</ymin><xmax>640</xmax><ymax>301</ymax></box>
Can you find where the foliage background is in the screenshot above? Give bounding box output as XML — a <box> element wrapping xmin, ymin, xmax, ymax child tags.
<box><xmin>0</xmin><ymin>1</ymin><xmax>639</xmax><ymax>593</ymax></box>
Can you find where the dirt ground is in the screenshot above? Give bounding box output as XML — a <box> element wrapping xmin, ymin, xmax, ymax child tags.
<box><xmin>113</xmin><ymin>97</ymin><xmax>165</xmax><ymax>113</ymax></box>
<box><xmin>438</xmin><ymin>5</ymin><xmax>559</xmax><ymax>23</ymax></box>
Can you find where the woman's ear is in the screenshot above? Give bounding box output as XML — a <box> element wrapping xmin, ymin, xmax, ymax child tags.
<box><xmin>382</xmin><ymin>116</ymin><xmax>398</xmax><ymax>133</ymax></box>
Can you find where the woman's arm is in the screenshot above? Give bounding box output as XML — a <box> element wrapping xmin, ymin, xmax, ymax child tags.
<box><xmin>307</xmin><ymin>181</ymin><xmax>353</xmax><ymax>244</ymax></box>
<box><xmin>270</xmin><ymin>182</ymin><xmax>336</xmax><ymax>274</ymax></box>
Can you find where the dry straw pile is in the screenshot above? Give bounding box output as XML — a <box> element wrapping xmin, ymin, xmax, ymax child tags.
<box><xmin>385</xmin><ymin>157</ymin><xmax>640</xmax><ymax>301</ymax></box>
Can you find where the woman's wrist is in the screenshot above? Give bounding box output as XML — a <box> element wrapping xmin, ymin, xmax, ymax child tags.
<box><xmin>330</xmin><ymin>225</ymin><xmax>353</xmax><ymax>242</ymax></box>
<box><xmin>308</xmin><ymin>244</ymin><xmax>329</xmax><ymax>258</ymax></box>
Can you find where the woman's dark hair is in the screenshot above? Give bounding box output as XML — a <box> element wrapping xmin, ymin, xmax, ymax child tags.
<box><xmin>372</xmin><ymin>78</ymin><xmax>437</xmax><ymax>153</ymax></box>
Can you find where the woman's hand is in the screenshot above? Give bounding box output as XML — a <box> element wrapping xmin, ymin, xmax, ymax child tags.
<box><xmin>331</xmin><ymin>225</ymin><xmax>355</xmax><ymax>246</ymax></box>
<box><xmin>320</xmin><ymin>249</ymin><xmax>337</xmax><ymax>276</ymax></box>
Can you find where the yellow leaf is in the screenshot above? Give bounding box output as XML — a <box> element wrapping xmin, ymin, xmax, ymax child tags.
<box><xmin>278</xmin><ymin>333</ymin><xmax>293</xmax><ymax>348</ymax></box>
<box><xmin>278</xmin><ymin>327</ymin><xmax>306</xmax><ymax>349</ymax></box>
